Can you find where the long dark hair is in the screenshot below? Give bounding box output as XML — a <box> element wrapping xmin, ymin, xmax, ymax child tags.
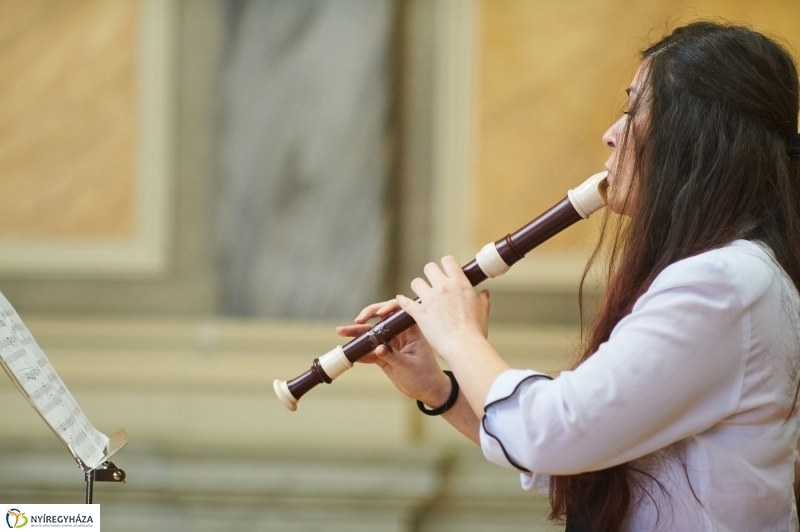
<box><xmin>549</xmin><ymin>21</ymin><xmax>800</xmax><ymax>531</ymax></box>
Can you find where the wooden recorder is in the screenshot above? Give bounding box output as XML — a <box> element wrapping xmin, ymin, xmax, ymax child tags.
<box><xmin>274</xmin><ymin>171</ymin><xmax>609</xmax><ymax>411</ymax></box>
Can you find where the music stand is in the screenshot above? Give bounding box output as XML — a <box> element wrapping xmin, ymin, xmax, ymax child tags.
<box><xmin>0</xmin><ymin>293</ymin><xmax>128</xmax><ymax>504</ymax></box>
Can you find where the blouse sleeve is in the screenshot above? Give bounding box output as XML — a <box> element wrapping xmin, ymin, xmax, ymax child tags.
<box><xmin>480</xmin><ymin>255</ymin><xmax>754</xmax><ymax>475</ymax></box>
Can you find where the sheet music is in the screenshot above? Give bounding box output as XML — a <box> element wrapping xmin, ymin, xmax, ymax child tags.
<box><xmin>0</xmin><ymin>293</ymin><xmax>109</xmax><ymax>469</ymax></box>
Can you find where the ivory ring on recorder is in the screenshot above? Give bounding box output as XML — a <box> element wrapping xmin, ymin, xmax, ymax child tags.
<box><xmin>475</xmin><ymin>242</ymin><xmax>511</xmax><ymax>279</ymax></box>
<box><xmin>318</xmin><ymin>345</ymin><xmax>353</xmax><ymax>380</ymax></box>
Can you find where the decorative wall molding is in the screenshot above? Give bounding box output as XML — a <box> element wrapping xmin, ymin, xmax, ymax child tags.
<box><xmin>0</xmin><ymin>0</ymin><xmax>176</xmax><ymax>278</ymax></box>
<box><xmin>430</xmin><ymin>0</ymin><xmax>479</xmax><ymax>270</ymax></box>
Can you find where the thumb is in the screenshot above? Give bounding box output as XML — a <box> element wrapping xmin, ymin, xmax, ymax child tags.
<box><xmin>374</xmin><ymin>344</ymin><xmax>397</xmax><ymax>364</ymax></box>
<box><xmin>478</xmin><ymin>289</ymin><xmax>491</xmax><ymax>316</ymax></box>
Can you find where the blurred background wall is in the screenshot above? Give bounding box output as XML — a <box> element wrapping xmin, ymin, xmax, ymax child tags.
<box><xmin>0</xmin><ymin>1</ymin><xmax>798</xmax><ymax>531</ymax></box>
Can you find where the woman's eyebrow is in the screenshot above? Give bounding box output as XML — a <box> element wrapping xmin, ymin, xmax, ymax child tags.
<box><xmin>626</xmin><ymin>87</ymin><xmax>638</xmax><ymax>97</ymax></box>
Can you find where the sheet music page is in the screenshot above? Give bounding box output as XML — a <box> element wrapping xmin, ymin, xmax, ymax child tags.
<box><xmin>0</xmin><ymin>293</ymin><xmax>109</xmax><ymax>469</ymax></box>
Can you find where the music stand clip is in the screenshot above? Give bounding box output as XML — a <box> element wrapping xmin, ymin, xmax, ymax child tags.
<box><xmin>75</xmin><ymin>429</ymin><xmax>128</xmax><ymax>504</ymax></box>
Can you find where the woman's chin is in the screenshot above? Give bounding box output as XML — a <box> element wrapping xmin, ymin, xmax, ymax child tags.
<box><xmin>605</xmin><ymin>193</ymin><xmax>629</xmax><ymax>217</ymax></box>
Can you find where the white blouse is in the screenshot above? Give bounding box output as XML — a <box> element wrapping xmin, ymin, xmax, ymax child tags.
<box><xmin>480</xmin><ymin>240</ymin><xmax>800</xmax><ymax>531</ymax></box>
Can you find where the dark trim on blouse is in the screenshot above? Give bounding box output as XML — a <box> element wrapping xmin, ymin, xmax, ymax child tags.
<box><xmin>481</xmin><ymin>373</ymin><xmax>554</xmax><ymax>474</ymax></box>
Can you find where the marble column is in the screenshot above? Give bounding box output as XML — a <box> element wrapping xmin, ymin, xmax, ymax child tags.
<box><xmin>214</xmin><ymin>0</ymin><xmax>394</xmax><ymax>319</ymax></box>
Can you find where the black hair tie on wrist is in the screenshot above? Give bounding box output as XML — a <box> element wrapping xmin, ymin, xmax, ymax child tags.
<box><xmin>417</xmin><ymin>371</ymin><xmax>459</xmax><ymax>416</ymax></box>
<box><xmin>787</xmin><ymin>133</ymin><xmax>800</xmax><ymax>158</ymax></box>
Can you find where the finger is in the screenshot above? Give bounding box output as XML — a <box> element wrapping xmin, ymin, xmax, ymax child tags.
<box><xmin>354</xmin><ymin>305</ymin><xmax>376</xmax><ymax>324</ymax></box>
<box><xmin>441</xmin><ymin>255</ymin><xmax>465</xmax><ymax>280</ymax></box>
<box><xmin>354</xmin><ymin>301</ymin><xmax>390</xmax><ymax>324</ymax></box>
<box><xmin>423</xmin><ymin>262</ymin><xmax>447</xmax><ymax>286</ymax></box>
<box><xmin>396</xmin><ymin>294</ymin><xmax>420</xmax><ymax>319</ymax></box>
<box><xmin>409</xmin><ymin>277</ymin><xmax>432</xmax><ymax>299</ymax></box>
<box><xmin>375</xmin><ymin>299</ymin><xmax>400</xmax><ymax>318</ymax></box>
<box><xmin>336</xmin><ymin>324</ymin><xmax>373</xmax><ymax>337</ymax></box>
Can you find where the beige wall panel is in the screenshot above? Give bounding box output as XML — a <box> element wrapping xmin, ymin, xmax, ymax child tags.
<box><xmin>0</xmin><ymin>0</ymin><xmax>140</xmax><ymax>240</ymax></box>
<box><xmin>0</xmin><ymin>0</ymin><xmax>174</xmax><ymax>276</ymax></box>
<box><xmin>471</xmin><ymin>0</ymin><xmax>800</xmax><ymax>268</ymax></box>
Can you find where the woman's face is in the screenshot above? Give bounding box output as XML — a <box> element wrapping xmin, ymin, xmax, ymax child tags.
<box><xmin>603</xmin><ymin>64</ymin><xmax>648</xmax><ymax>216</ymax></box>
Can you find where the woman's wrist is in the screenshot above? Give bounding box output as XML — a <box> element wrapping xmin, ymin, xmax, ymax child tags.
<box><xmin>442</xmin><ymin>339</ymin><xmax>512</xmax><ymax>419</ymax></box>
<box><xmin>417</xmin><ymin>371</ymin><xmax>453</xmax><ymax>408</ymax></box>
<box><xmin>436</xmin><ymin>331</ymin><xmax>491</xmax><ymax>366</ymax></box>
<box><xmin>417</xmin><ymin>371</ymin><xmax>459</xmax><ymax>416</ymax></box>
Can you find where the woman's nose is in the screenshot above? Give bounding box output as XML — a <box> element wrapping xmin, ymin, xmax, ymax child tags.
<box><xmin>603</xmin><ymin>122</ymin><xmax>617</xmax><ymax>149</ymax></box>
<box><xmin>603</xmin><ymin>116</ymin><xmax>625</xmax><ymax>150</ymax></box>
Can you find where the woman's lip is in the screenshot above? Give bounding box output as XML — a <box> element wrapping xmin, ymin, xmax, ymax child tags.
<box><xmin>604</xmin><ymin>168</ymin><xmax>613</xmax><ymax>185</ymax></box>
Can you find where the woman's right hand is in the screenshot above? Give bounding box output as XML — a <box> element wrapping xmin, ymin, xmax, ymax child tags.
<box><xmin>335</xmin><ymin>299</ymin><xmax>452</xmax><ymax>408</ymax></box>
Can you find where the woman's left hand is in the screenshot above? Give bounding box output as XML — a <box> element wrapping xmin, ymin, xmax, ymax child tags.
<box><xmin>335</xmin><ymin>299</ymin><xmax>451</xmax><ymax>407</ymax></box>
<box><xmin>396</xmin><ymin>255</ymin><xmax>490</xmax><ymax>362</ymax></box>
